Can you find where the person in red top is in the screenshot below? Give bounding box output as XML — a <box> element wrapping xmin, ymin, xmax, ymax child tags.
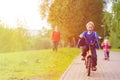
<box><xmin>51</xmin><ymin>26</ymin><xmax>60</xmax><ymax>51</ymax></box>
<box><xmin>101</xmin><ymin>39</ymin><xmax>111</xmax><ymax>60</ymax></box>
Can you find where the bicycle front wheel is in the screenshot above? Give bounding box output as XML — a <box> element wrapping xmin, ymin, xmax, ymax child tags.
<box><xmin>87</xmin><ymin>57</ymin><xmax>91</xmax><ymax>76</ymax></box>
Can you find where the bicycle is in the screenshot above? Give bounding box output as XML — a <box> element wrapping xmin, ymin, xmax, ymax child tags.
<box><xmin>84</xmin><ymin>38</ymin><xmax>100</xmax><ymax>76</ymax></box>
<box><xmin>78</xmin><ymin>35</ymin><xmax>102</xmax><ymax>76</ymax></box>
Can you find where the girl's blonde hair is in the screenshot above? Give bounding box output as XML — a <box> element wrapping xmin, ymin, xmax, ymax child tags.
<box><xmin>86</xmin><ymin>21</ymin><xmax>95</xmax><ymax>27</ymax></box>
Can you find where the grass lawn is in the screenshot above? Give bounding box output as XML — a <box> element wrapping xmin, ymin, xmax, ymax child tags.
<box><xmin>0</xmin><ymin>48</ymin><xmax>81</xmax><ymax>80</ymax></box>
<box><xmin>111</xmin><ymin>48</ymin><xmax>120</xmax><ymax>52</ymax></box>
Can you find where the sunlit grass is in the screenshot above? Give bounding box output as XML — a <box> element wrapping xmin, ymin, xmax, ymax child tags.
<box><xmin>111</xmin><ymin>48</ymin><xmax>120</xmax><ymax>52</ymax></box>
<box><xmin>0</xmin><ymin>48</ymin><xmax>81</xmax><ymax>80</ymax></box>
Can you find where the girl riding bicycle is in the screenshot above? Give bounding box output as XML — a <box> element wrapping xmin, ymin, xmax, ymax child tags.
<box><xmin>79</xmin><ymin>21</ymin><xmax>102</xmax><ymax>71</ymax></box>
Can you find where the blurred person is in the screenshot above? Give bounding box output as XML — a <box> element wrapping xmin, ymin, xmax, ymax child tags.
<box><xmin>101</xmin><ymin>39</ymin><xmax>111</xmax><ymax>60</ymax></box>
<box><xmin>78</xmin><ymin>21</ymin><xmax>102</xmax><ymax>71</ymax></box>
<box><xmin>51</xmin><ymin>26</ymin><xmax>60</xmax><ymax>51</ymax></box>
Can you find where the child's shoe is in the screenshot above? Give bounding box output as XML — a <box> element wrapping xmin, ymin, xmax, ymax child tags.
<box><xmin>81</xmin><ymin>56</ymin><xmax>85</xmax><ymax>60</ymax></box>
<box><xmin>92</xmin><ymin>66</ymin><xmax>97</xmax><ymax>71</ymax></box>
<box><xmin>104</xmin><ymin>57</ymin><xmax>107</xmax><ymax>60</ymax></box>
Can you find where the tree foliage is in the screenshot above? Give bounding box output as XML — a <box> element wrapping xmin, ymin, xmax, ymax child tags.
<box><xmin>47</xmin><ymin>0</ymin><xmax>104</xmax><ymax>42</ymax></box>
<box><xmin>102</xmin><ymin>11</ymin><xmax>112</xmax><ymax>36</ymax></box>
<box><xmin>103</xmin><ymin>1</ymin><xmax>120</xmax><ymax>48</ymax></box>
<box><xmin>0</xmin><ymin>24</ymin><xmax>52</xmax><ymax>52</ymax></box>
<box><xmin>110</xmin><ymin>1</ymin><xmax>120</xmax><ymax>48</ymax></box>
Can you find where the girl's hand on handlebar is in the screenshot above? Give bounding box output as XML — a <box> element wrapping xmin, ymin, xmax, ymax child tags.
<box><xmin>79</xmin><ymin>35</ymin><xmax>84</xmax><ymax>39</ymax></box>
<box><xmin>98</xmin><ymin>36</ymin><xmax>103</xmax><ymax>40</ymax></box>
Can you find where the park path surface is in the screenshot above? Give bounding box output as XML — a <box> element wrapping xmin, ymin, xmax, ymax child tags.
<box><xmin>59</xmin><ymin>50</ymin><xmax>120</xmax><ymax>80</ymax></box>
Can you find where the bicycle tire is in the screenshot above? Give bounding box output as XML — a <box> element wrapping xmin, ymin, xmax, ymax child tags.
<box><xmin>87</xmin><ymin>57</ymin><xmax>91</xmax><ymax>76</ymax></box>
<box><xmin>85</xmin><ymin>59</ymin><xmax>87</xmax><ymax>68</ymax></box>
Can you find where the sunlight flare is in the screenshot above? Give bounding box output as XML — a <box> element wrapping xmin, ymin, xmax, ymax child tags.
<box><xmin>0</xmin><ymin>0</ymin><xmax>52</xmax><ymax>30</ymax></box>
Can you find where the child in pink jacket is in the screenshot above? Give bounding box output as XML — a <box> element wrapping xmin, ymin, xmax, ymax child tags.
<box><xmin>101</xmin><ymin>39</ymin><xmax>111</xmax><ymax>60</ymax></box>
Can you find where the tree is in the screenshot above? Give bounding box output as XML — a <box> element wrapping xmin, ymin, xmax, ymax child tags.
<box><xmin>103</xmin><ymin>0</ymin><xmax>120</xmax><ymax>48</ymax></box>
<box><xmin>47</xmin><ymin>0</ymin><xmax>104</xmax><ymax>43</ymax></box>
<box><xmin>102</xmin><ymin>11</ymin><xmax>112</xmax><ymax>37</ymax></box>
<box><xmin>110</xmin><ymin>1</ymin><xmax>120</xmax><ymax>48</ymax></box>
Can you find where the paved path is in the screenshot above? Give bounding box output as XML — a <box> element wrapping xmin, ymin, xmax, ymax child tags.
<box><xmin>59</xmin><ymin>50</ymin><xmax>120</xmax><ymax>80</ymax></box>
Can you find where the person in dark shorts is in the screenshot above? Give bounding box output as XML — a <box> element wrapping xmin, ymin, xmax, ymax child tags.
<box><xmin>51</xmin><ymin>26</ymin><xmax>60</xmax><ymax>51</ymax></box>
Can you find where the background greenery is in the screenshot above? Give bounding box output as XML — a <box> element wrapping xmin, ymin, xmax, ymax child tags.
<box><xmin>0</xmin><ymin>25</ymin><xmax>52</xmax><ymax>52</ymax></box>
<box><xmin>41</xmin><ymin>0</ymin><xmax>120</xmax><ymax>48</ymax></box>
<box><xmin>47</xmin><ymin>0</ymin><xmax>104</xmax><ymax>42</ymax></box>
<box><xmin>0</xmin><ymin>48</ymin><xmax>80</xmax><ymax>80</ymax></box>
<box><xmin>102</xmin><ymin>0</ymin><xmax>120</xmax><ymax>48</ymax></box>
<box><xmin>0</xmin><ymin>0</ymin><xmax>119</xmax><ymax>53</ymax></box>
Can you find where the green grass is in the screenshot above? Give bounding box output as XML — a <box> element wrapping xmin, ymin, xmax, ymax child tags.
<box><xmin>111</xmin><ymin>48</ymin><xmax>120</xmax><ymax>52</ymax></box>
<box><xmin>0</xmin><ymin>48</ymin><xmax>81</xmax><ymax>80</ymax></box>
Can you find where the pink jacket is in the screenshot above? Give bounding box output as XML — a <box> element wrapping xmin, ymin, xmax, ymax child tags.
<box><xmin>101</xmin><ymin>42</ymin><xmax>111</xmax><ymax>53</ymax></box>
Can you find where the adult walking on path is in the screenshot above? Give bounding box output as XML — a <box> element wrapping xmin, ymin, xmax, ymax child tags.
<box><xmin>51</xmin><ymin>26</ymin><xmax>60</xmax><ymax>52</ymax></box>
<box><xmin>59</xmin><ymin>50</ymin><xmax>120</xmax><ymax>80</ymax></box>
